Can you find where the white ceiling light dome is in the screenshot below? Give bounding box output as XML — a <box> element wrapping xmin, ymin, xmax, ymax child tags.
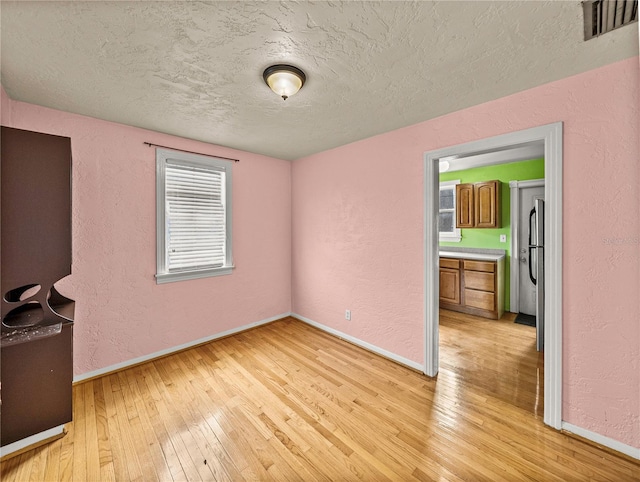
<box><xmin>263</xmin><ymin>64</ymin><xmax>306</xmax><ymax>100</ymax></box>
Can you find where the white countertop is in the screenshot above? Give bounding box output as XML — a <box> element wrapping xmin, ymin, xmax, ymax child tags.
<box><xmin>439</xmin><ymin>250</ymin><xmax>505</xmax><ymax>261</ymax></box>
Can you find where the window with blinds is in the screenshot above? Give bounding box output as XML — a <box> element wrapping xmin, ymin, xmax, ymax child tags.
<box><xmin>439</xmin><ymin>180</ymin><xmax>461</xmax><ymax>242</ymax></box>
<box><xmin>156</xmin><ymin>148</ymin><xmax>233</xmax><ymax>283</ymax></box>
<box><xmin>584</xmin><ymin>0</ymin><xmax>638</xmax><ymax>40</ymax></box>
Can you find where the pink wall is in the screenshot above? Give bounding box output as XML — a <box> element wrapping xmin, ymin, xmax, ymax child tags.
<box><xmin>1</xmin><ymin>91</ymin><xmax>292</xmax><ymax>377</ymax></box>
<box><xmin>292</xmin><ymin>57</ymin><xmax>639</xmax><ymax>448</ymax></box>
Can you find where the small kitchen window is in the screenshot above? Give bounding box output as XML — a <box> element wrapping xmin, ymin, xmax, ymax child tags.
<box><xmin>156</xmin><ymin>148</ymin><xmax>233</xmax><ymax>284</ymax></box>
<box><xmin>439</xmin><ymin>180</ymin><xmax>461</xmax><ymax>242</ymax></box>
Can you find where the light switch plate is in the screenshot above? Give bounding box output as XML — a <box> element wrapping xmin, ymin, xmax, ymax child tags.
<box><xmin>500</xmin><ymin>234</ymin><xmax>507</xmax><ymax>243</ymax></box>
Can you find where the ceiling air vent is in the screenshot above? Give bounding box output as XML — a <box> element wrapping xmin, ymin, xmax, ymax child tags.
<box><xmin>584</xmin><ymin>0</ymin><xmax>638</xmax><ymax>39</ymax></box>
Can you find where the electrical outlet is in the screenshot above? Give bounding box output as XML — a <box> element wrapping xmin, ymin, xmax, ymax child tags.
<box><xmin>499</xmin><ymin>234</ymin><xmax>507</xmax><ymax>243</ymax></box>
<box><xmin>345</xmin><ymin>310</ymin><xmax>351</xmax><ymax>321</ymax></box>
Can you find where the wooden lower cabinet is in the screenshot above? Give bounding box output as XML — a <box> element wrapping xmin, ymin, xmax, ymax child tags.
<box><xmin>464</xmin><ymin>288</ymin><xmax>495</xmax><ymax>312</ymax></box>
<box><xmin>439</xmin><ymin>256</ymin><xmax>504</xmax><ymax>319</ymax></box>
<box><xmin>439</xmin><ymin>268</ymin><xmax>460</xmax><ymax>305</ymax></box>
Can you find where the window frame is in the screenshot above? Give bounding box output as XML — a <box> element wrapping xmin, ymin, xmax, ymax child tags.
<box><xmin>155</xmin><ymin>148</ymin><xmax>233</xmax><ymax>284</ymax></box>
<box><xmin>439</xmin><ymin>179</ymin><xmax>462</xmax><ymax>243</ymax></box>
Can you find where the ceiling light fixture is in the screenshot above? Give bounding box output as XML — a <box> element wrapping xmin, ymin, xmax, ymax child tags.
<box><xmin>439</xmin><ymin>160</ymin><xmax>450</xmax><ymax>173</ymax></box>
<box><xmin>263</xmin><ymin>64</ymin><xmax>306</xmax><ymax>100</ymax></box>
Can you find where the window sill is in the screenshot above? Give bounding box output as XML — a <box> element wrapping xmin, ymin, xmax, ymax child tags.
<box><xmin>155</xmin><ymin>265</ymin><xmax>234</xmax><ymax>284</ymax></box>
<box><xmin>439</xmin><ymin>235</ymin><xmax>462</xmax><ymax>243</ymax></box>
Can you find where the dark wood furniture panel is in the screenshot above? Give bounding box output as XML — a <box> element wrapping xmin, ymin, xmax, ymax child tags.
<box><xmin>1</xmin><ymin>127</ymin><xmax>72</xmax><ymax>300</ymax></box>
<box><xmin>0</xmin><ymin>324</ymin><xmax>73</xmax><ymax>445</ymax></box>
<box><xmin>1</xmin><ymin>127</ymin><xmax>74</xmax><ymax>448</ymax></box>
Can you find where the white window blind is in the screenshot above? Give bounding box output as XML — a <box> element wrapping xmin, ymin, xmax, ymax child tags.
<box><xmin>165</xmin><ymin>162</ymin><xmax>226</xmax><ymax>271</ymax></box>
<box><xmin>439</xmin><ymin>180</ymin><xmax>461</xmax><ymax>242</ymax></box>
<box><xmin>583</xmin><ymin>0</ymin><xmax>638</xmax><ymax>40</ymax></box>
<box><xmin>156</xmin><ymin>148</ymin><xmax>233</xmax><ymax>283</ymax></box>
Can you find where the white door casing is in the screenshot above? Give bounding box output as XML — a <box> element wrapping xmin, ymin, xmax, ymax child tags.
<box><xmin>424</xmin><ymin>122</ymin><xmax>563</xmax><ymax>430</ymax></box>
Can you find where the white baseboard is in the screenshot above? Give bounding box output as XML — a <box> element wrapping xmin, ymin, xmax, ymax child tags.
<box><xmin>291</xmin><ymin>313</ymin><xmax>424</xmax><ymax>372</ymax></box>
<box><xmin>1</xmin><ymin>425</ymin><xmax>65</xmax><ymax>458</ymax></box>
<box><xmin>562</xmin><ymin>422</ymin><xmax>640</xmax><ymax>460</ymax></box>
<box><xmin>74</xmin><ymin>312</ymin><xmax>292</xmax><ymax>383</ymax></box>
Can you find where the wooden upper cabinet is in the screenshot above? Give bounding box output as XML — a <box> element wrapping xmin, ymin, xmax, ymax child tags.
<box><xmin>474</xmin><ymin>181</ymin><xmax>501</xmax><ymax>228</ymax></box>
<box><xmin>455</xmin><ymin>183</ymin><xmax>474</xmax><ymax>228</ymax></box>
<box><xmin>456</xmin><ymin>180</ymin><xmax>500</xmax><ymax>228</ymax></box>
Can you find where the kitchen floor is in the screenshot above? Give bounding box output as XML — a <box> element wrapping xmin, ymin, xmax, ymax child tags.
<box><xmin>439</xmin><ymin>308</ymin><xmax>543</xmax><ymax>415</ymax></box>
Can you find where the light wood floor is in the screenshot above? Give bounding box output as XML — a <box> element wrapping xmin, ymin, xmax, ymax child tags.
<box><xmin>2</xmin><ymin>314</ymin><xmax>638</xmax><ymax>481</ymax></box>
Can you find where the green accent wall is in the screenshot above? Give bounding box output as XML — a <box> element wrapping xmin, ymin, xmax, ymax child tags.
<box><xmin>439</xmin><ymin>158</ymin><xmax>544</xmax><ymax>312</ymax></box>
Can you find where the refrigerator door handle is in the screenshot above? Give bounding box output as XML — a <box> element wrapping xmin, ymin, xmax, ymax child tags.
<box><xmin>528</xmin><ymin>246</ymin><xmax>537</xmax><ymax>285</ymax></box>
<box><xmin>529</xmin><ymin>207</ymin><xmax>535</xmax><ymax>246</ymax></box>
<box><xmin>528</xmin><ymin>207</ymin><xmax>537</xmax><ymax>285</ymax></box>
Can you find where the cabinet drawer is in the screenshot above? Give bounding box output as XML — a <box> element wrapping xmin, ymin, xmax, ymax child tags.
<box><xmin>463</xmin><ymin>260</ymin><xmax>495</xmax><ymax>273</ymax></box>
<box><xmin>440</xmin><ymin>258</ymin><xmax>460</xmax><ymax>269</ymax></box>
<box><xmin>464</xmin><ymin>271</ymin><xmax>494</xmax><ymax>292</ymax></box>
<box><xmin>464</xmin><ymin>289</ymin><xmax>495</xmax><ymax>311</ymax></box>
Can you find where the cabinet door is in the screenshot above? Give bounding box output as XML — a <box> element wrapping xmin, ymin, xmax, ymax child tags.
<box><xmin>439</xmin><ymin>268</ymin><xmax>460</xmax><ymax>305</ymax></box>
<box><xmin>455</xmin><ymin>183</ymin><xmax>474</xmax><ymax>228</ymax></box>
<box><xmin>474</xmin><ymin>181</ymin><xmax>500</xmax><ymax>228</ymax></box>
<box><xmin>1</xmin><ymin>324</ymin><xmax>73</xmax><ymax>446</ymax></box>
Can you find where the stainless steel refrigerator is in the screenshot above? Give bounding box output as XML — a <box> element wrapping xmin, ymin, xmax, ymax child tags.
<box><xmin>529</xmin><ymin>199</ymin><xmax>545</xmax><ymax>352</ymax></box>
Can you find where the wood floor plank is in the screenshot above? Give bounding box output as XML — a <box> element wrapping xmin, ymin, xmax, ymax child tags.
<box><xmin>41</xmin><ymin>431</ymin><xmax>61</xmax><ymax>482</ymax></box>
<box><xmin>12</xmin><ymin>451</ymin><xmax>34</xmax><ymax>482</ymax></box>
<box><xmin>26</xmin><ymin>445</ymin><xmax>48</xmax><ymax>482</ymax></box>
<box><xmin>2</xmin><ymin>314</ymin><xmax>638</xmax><ymax>481</ymax></box>
<box><xmin>71</xmin><ymin>382</ymin><xmax>87</xmax><ymax>482</ymax></box>
<box><xmin>141</xmin><ymin>374</ymin><xmax>191</xmax><ymax>481</ymax></box>
<box><xmin>57</xmin><ymin>414</ymin><xmax>75</xmax><ymax>481</ymax></box>
<box><xmin>100</xmin><ymin>375</ymin><xmax>131</xmax><ymax>481</ymax></box>
<box><xmin>148</xmin><ymin>359</ymin><xmax>218</xmax><ymax>481</ymax></box>
<box><xmin>126</xmin><ymin>365</ymin><xmax>176</xmax><ymax>481</ymax></box>
<box><xmin>82</xmin><ymin>380</ymin><xmax>102</xmax><ymax>481</ymax></box>
<box><xmin>92</xmin><ymin>379</ymin><xmax>116</xmax><ymax>482</ymax></box>
<box><xmin>0</xmin><ymin>450</ymin><xmax>21</xmax><ymax>482</ymax></box>
<box><xmin>111</xmin><ymin>392</ymin><xmax>148</xmax><ymax>481</ymax></box>
<box><xmin>138</xmin><ymin>362</ymin><xmax>199</xmax><ymax>481</ymax></box>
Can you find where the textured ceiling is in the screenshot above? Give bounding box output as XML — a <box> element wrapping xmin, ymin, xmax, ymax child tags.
<box><xmin>1</xmin><ymin>1</ymin><xmax>638</xmax><ymax>160</ymax></box>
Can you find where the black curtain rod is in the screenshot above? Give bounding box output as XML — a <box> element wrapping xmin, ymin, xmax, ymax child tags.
<box><xmin>144</xmin><ymin>142</ymin><xmax>240</xmax><ymax>162</ymax></box>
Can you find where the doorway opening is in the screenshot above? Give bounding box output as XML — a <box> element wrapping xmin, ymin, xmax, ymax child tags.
<box><xmin>423</xmin><ymin>122</ymin><xmax>563</xmax><ymax>429</ymax></box>
<box><xmin>510</xmin><ymin>179</ymin><xmax>545</xmax><ymax>330</ymax></box>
